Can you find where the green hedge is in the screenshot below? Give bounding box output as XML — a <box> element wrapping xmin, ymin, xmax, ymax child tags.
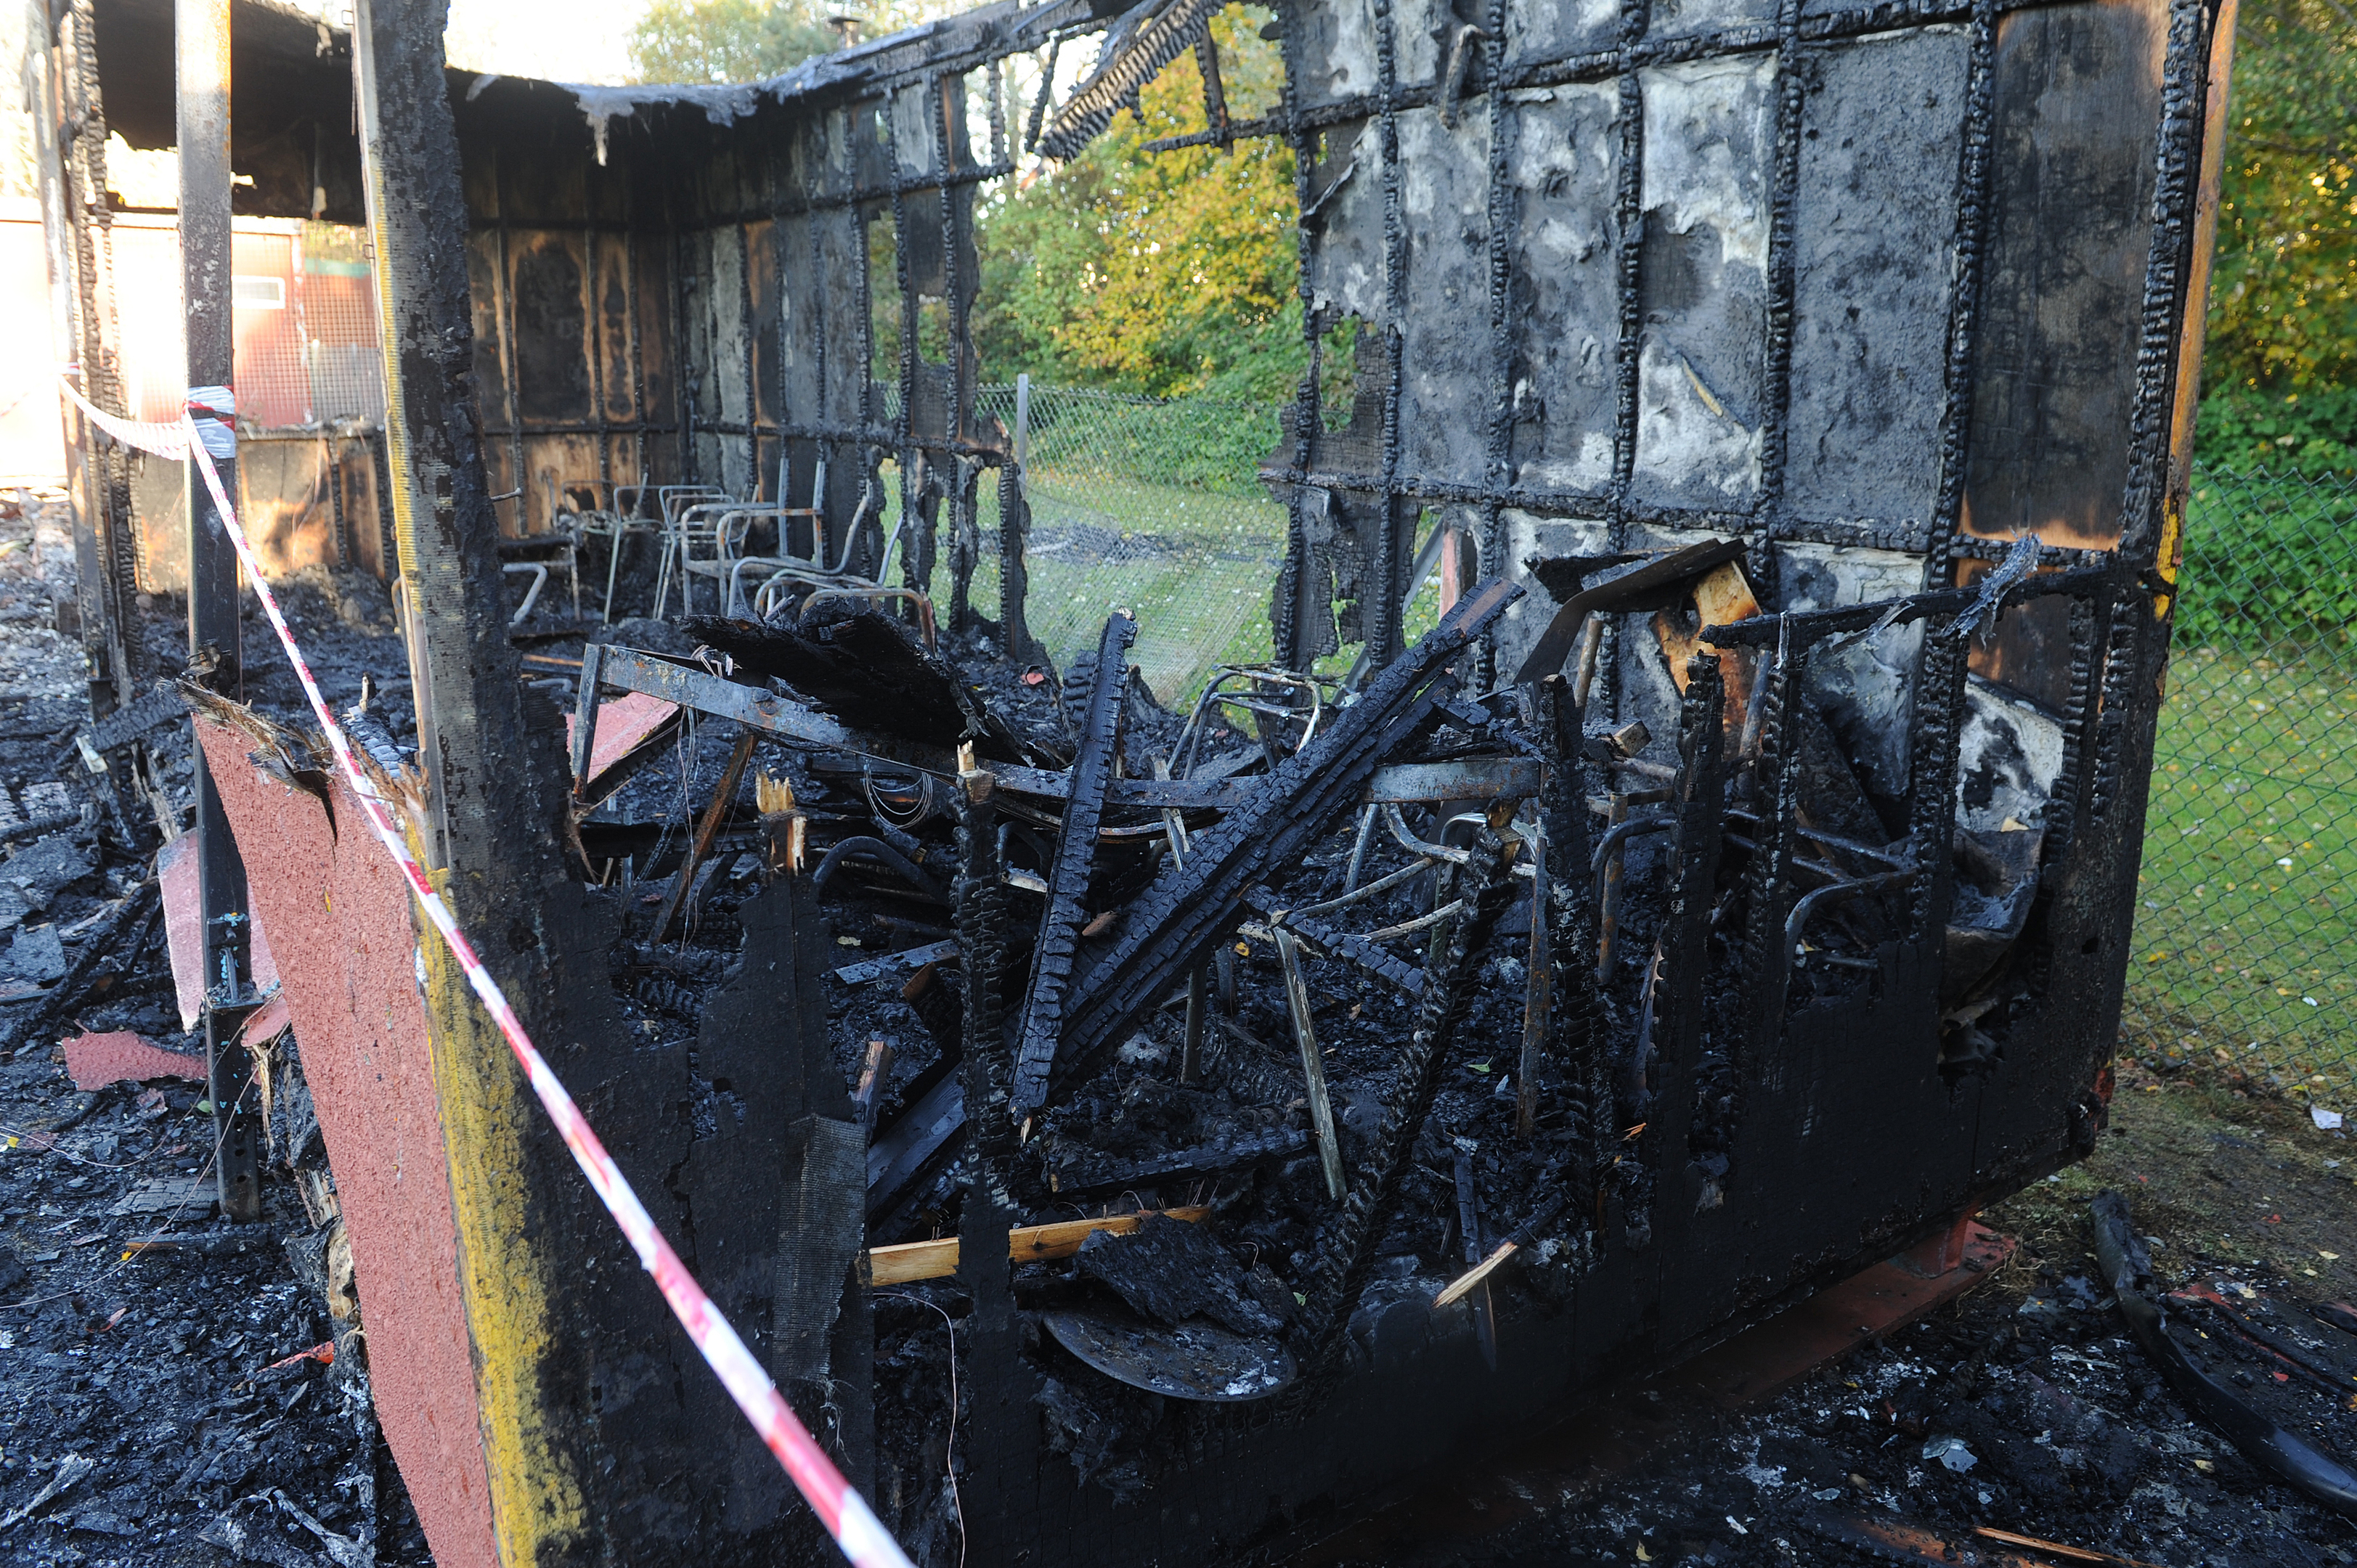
<box><xmin>2178</xmin><ymin>468</ymin><xmax>2357</xmax><ymax>657</ymax></box>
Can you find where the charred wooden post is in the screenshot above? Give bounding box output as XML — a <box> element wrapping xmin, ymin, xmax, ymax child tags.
<box><xmin>177</xmin><ymin>0</ymin><xmax>261</xmax><ymax>1222</ymax></box>
<box><xmin>352</xmin><ymin>1</ymin><xmax>605</xmax><ymax>1551</ymax></box>
<box><xmin>1658</xmin><ymin>656</ymin><xmax>1727</xmax><ymax>1230</ymax></box>
<box><xmin>354</xmin><ymin>1</ymin><xmax>854</xmax><ymax>1559</ymax></box>
<box><xmin>25</xmin><ymin>7</ymin><xmax>141</xmax><ymax>732</ymax></box>
<box><xmin>950</xmin><ymin>745</ymin><xmax>1039</xmax><ymax>1551</ymax></box>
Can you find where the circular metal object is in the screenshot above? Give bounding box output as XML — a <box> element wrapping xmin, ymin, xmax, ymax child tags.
<box><xmin>1041</xmin><ymin>1304</ymin><xmax>1297</xmax><ymax>1403</ymax></box>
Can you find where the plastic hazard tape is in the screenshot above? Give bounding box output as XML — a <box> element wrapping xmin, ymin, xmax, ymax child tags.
<box><xmin>61</xmin><ymin>378</ymin><xmax>914</xmax><ymax>1568</ymax></box>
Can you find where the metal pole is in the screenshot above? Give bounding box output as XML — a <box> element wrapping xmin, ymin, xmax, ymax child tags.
<box><xmin>179</xmin><ymin>0</ymin><xmax>260</xmax><ymax>1222</ymax></box>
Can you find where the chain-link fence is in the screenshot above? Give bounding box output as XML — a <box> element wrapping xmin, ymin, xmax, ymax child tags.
<box><xmin>896</xmin><ymin>393</ymin><xmax>2350</xmax><ymax>1106</ymax></box>
<box><xmin>982</xmin><ymin>383</ymin><xmax>1291</xmax><ymax>704</ymax></box>
<box><xmin>2126</xmin><ymin>467</ymin><xmax>2357</xmax><ymax>1107</ymax></box>
<box><xmin>882</xmin><ymin>385</ymin><xmax>1293</xmax><ymax>705</ymax></box>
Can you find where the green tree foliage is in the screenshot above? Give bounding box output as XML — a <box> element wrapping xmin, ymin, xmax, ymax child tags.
<box><xmin>2198</xmin><ymin>0</ymin><xmax>2357</xmax><ymax>467</ymax></box>
<box><xmin>630</xmin><ymin>0</ymin><xmax>949</xmax><ymax>85</ymax></box>
<box><xmin>973</xmin><ymin>8</ymin><xmax>1305</xmax><ymax>400</ymax></box>
<box><xmin>629</xmin><ymin>0</ymin><xmax>838</xmax><ymax>83</ymax></box>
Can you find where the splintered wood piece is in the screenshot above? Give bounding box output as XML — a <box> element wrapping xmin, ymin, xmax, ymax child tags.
<box><xmin>865</xmin><ymin>1205</ymin><xmax>1210</xmax><ymax>1286</ymax></box>
<box><xmin>1434</xmin><ymin>1238</ymin><xmax>1518</xmax><ymax>1310</ymax></box>
<box><xmin>1273</xmin><ymin>927</ymin><xmax>1346</xmax><ymax>1201</ymax></box>
<box><xmin>653</xmin><ymin>727</ymin><xmax>759</xmax><ymax>940</ymax></box>
<box><xmin>1973</xmin><ymin>1527</ymin><xmax>2166</xmax><ymax>1568</ymax></box>
<box><xmin>1517</xmin><ymin>822</ymin><xmax>1550</xmax><ymax>1138</ymax></box>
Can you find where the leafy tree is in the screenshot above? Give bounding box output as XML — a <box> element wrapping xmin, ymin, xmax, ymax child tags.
<box><xmin>2207</xmin><ymin>0</ymin><xmax>2357</xmax><ymax>391</ymax></box>
<box><xmin>973</xmin><ymin>7</ymin><xmax>1304</xmax><ymax>401</ymax></box>
<box><xmin>2199</xmin><ymin>0</ymin><xmax>2357</xmax><ymax>467</ymax></box>
<box><xmin>629</xmin><ymin>0</ymin><xmax>932</xmax><ymax>86</ymax></box>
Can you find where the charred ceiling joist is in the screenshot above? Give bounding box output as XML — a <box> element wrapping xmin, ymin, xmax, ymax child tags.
<box><xmin>36</xmin><ymin>0</ymin><xmax>2228</xmax><ymax>1561</ymax></box>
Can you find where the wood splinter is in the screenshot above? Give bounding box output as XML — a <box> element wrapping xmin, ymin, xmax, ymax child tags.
<box><xmin>866</xmin><ymin>1205</ymin><xmax>1210</xmax><ymax>1286</ymax></box>
<box><xmin>1273</xmin><ymin>926</ymin><xmax>1346</xmax><ymax>1201</ymax></box>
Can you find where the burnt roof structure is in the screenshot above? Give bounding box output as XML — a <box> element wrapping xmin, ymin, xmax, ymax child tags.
<box><xmin>29</xmin><ymin>0</ymin><xmax>2231</xmax><ymax>1561</ymax></box>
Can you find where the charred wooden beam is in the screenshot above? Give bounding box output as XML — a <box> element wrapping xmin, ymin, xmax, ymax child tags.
<box><xmin>869</xmin><ymin>1206</ymin><xmax>1211</xmax><ymax>1286</ymax></box>
<box><xmin>1038</xmin><ymin>1128</ymin><xmax>1309</xmax><ymax>1198</ymax></box>
<box><xmin>1044</xmin><ymin>580</ymin><xmax>1521</xmax><ymax>1101</ymax></box>
<box><xmin>1239</xmin><ymin>888</ymin><xmax>1427</xmax><ymax>997</ymax></box>
<box><xmin>1011</xmin><ymin>613</ymin><xmax>1136</xmax><ymax>1114</ymax></box>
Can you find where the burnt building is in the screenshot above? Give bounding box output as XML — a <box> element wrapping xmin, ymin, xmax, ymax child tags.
<box><xmin>25</xmin><ymin>0</ymin><xmax>2230</xmax><ymax>1562</ymax></box>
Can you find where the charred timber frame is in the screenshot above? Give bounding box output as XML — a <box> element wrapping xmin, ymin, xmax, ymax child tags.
<box><xmin>40</xmin><ymin>0</ymin><xmax>2236</xmax><ymax>1558</ymax></box>
<box><xmin>177</xmin><ymin>0</ymin><xmax>263</xmax><ymax>1223</ymax></box>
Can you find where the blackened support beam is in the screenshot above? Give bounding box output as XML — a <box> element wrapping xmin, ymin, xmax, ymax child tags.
<box><xmin>179</xmin><ymin>0</ymin><xmax>260</xmax><ymax>1224</ymax></box>
<box><xmin>1011</xmin><ymin>611</ymin><xmax>1135</xmax><ymax>1114</ymax></box>
<box><xmin>353</xmin><ymin>0</ymin><xmax>603</xmax><ymax>1556</ymax></box>
<box><xmin>1658</xmin><ymin>658</ymin><xmax>1726</xmax><ymax>1224</ymax></box>
<box><xmin>1054</xmin><ymin>580</ymin><xmax>1521</xmax><ymax>1098</ymax></box>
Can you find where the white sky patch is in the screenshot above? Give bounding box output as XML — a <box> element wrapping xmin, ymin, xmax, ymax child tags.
<box><xmin>444</xmin><ymin>0</ymin><xmax>647</xmax><ymax>85</ymax></box>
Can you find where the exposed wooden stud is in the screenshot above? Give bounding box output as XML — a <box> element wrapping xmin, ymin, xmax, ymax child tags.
<box><xmin>1273</xmin><ymin>927</ymin><xmax>1346</xmax><ymax>1201</ymax></box>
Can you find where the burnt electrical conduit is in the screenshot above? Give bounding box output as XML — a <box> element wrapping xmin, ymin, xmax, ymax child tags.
<box><xmin>810</xmin><ymin>837</ymin><xmax>951</xmax><ymax>905</ymax></box>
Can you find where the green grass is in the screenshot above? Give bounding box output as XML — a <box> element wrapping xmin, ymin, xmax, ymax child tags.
<box><xmin>2128</xmin><ymin>647</ymin><xmax>2357</xmax><ymax>1102</ymax></box>
<box><xmin>889</xmin><ymin>463</ymin><xmax>1289</xmax><ymax>705</ymax></box>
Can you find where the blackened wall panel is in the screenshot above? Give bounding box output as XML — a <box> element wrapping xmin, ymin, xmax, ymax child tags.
<box><xmin>1961</xmin><ymin>0</ymin><xmax>2168</xmax><ymax>550</ymax></box>
<box><xmin>1629</xmin><ymin>56</ymin><xmax>1777</xmax><ymax>515</ymax></box>
<box><xmin>1507</xmin><ymin>83</ymin><xmax>1622</xmax><ymax>496</ymax></box>
<box><xmin>1783</xmin><ymin>29</ymin><xmax>1971</xmax><ymax>527</ymax></box>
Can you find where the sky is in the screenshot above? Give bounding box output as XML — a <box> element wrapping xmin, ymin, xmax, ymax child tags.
<box><xmin>442</xmin><ymin>0</ymin><xmax>646</xmax><ymax>85</ymax></box>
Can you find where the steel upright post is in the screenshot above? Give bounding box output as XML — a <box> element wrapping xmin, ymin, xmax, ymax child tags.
<box><xmin>178</xmin><ymin>0</ymin><xmax>261</xmax><ymax>1222</ymax></box>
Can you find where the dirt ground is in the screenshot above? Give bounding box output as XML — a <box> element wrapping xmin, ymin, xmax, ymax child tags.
<box><xmin>1</xmin><ymin>488</ymin><xmax>2352</xmax><ymax>1567</ymax></box>
<box><xmin>1328</xmin><ymin>1061</ymin><xmax>2357</xmax><ymax>1567</ymax></box>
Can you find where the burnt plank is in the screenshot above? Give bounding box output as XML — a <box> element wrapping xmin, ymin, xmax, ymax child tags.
<box><xmin>1044</xmin><ymin>579</ymin><xmax>1522</xmax><ymax>1102</ymax></box>
<box><xmin>1009</xmin><ymin>613</ymin><xmax>1136</xmax><ymax>1113</ymax></box>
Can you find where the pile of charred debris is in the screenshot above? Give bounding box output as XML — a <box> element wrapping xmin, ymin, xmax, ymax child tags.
<box><xmin>525</xmin><ymin>531</ymin><xmax>2070</xmax><ymax>1518</ymax></box>
<box><xmin>0</xmin><ymin>494</ymin><xmax>431</xmax><ymax>1567</ymax></box>
<box><xmin>5</xmin><ymin>483</ymin><xmax>2357</xmax><ymax>1567</ymax></box>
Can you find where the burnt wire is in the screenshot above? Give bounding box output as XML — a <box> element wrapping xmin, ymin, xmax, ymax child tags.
<box><xmin>876</xmin><ymin>1291</ymin><xmax>965</xmax><ymax>1568</ymax></box>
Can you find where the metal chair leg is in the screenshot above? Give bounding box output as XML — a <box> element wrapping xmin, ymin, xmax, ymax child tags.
<box><xmin>502</xmin><ymin>561</ymin><xmax>548</xmax><ymax>625</ymax></box>
<box><xmin>603</xmin><ymin>526</ymin><xmax>628</xmax><ymax>624</ymax></box>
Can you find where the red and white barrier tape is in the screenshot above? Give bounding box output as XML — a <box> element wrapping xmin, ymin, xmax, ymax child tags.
<box><xmin>61</xmin><ymin>378</ymin><xmax>913</xmax><ymax>1568</ymax></box>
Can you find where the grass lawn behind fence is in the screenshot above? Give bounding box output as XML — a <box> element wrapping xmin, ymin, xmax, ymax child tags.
<box><xmin>879</xmin><ymin>395</ymin><xmax>2354</xmax><ymax>1103</ymax></box>
<box><xmin>2129</xmin><ymin>649</ymin><xmax>2357</xmax><ymax>1103</ymax></box>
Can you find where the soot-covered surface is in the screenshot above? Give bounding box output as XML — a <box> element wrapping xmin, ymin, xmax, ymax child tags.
<box><xmin>1314</xmin><ymin>1063</ymin><xmax>2357</xmax><ymax>1568</ymax></box>
<box><xmin>0</xmin><ymin>494</ymin><xmax>429</xmax><ymax>1568</ymax></box>
<box><xmin>7</xmin><ymin>485</ymin><xmax>2355</xmax><ymax>1568</ymax></box>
